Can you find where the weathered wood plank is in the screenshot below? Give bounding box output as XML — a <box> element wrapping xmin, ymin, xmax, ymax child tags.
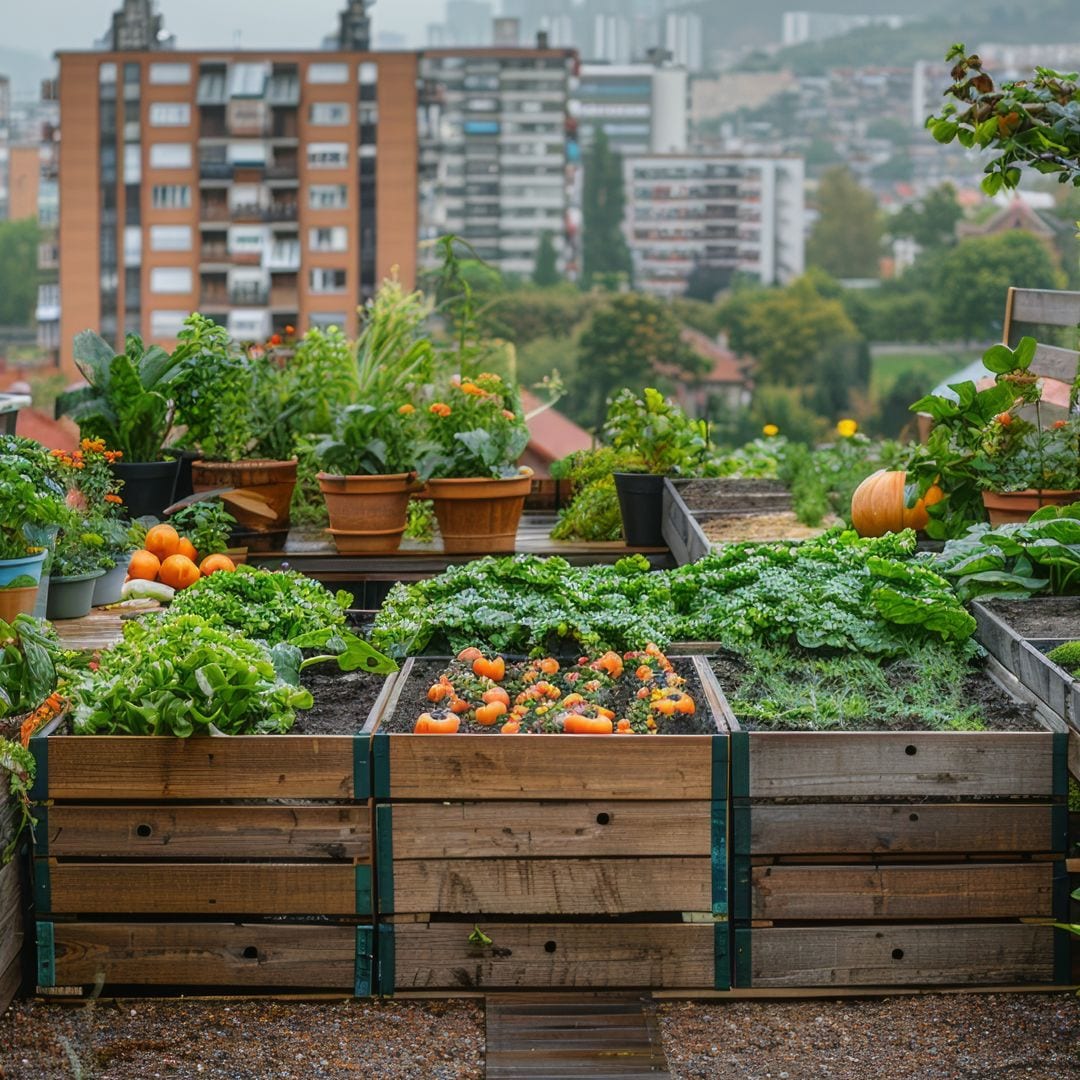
<box><xmin>391</xmin><ymin>857</ymin><xmax>710</xmax><ymax>915</ymax></box>
<box><xmin>745</xmin><ymin>924</ymin><xmax>1056</xmax><ymax>987</ymax></box>
<box><xmin>0</xmin><ymin>861</ymin><xmax>23</xmax><ymax>995</ymax></box>
<box><xmin>42</xmin><ymin>862</ymin><xmax>361</xmax><ymax>915</ymax></box>
<box><xmin>1014</xmin><ymin>641</ymin><xmax>1071</xmax><ymax>720</ymax></box>
<box><xmin>972</xmin><ymin>601</ymin><xmax>1020</xmax><ymax>668</ymax></box>
<box><xmin>749</xmin><ymin>803</ymin><xmax>1058</xmax><ymax>856</ymax></box>
<box><xmin>392</xmin><ymin>922</ymin><xmax>715</xmax><ymax>990</ymax></box>
<box><xmin>44</xmin><ymin>805</ymin><xmax>371</xmax><ymax>860</ymax></box>
<box><xmin>390</xmin><ymin>801</ymin><xmax>710</xmax><ymax>859</ymax></box>
<box><xmin>385</xmin><ymin>736</ymin><xmax>716</xmax><ymax>800</ymax></box>
<box><xmin>1030</xmin><ymin>343</ymin><xmax>1080</xmax><ymax>384</ymax></box>
<box><xmin>1009</xmin><ymin>288</ymin><xmax>1080</xmax><ymax>331</ymax></box>
<box><xmin>747</xmin><ymin>732</ymin><xmax>1055</xmax><ymax>798</ymax></box>
<box><xmin>750</xmin><ymin>863</ymin><xmax>1055</xmax><ymax>921</ymax></box>
<box><xmin>42</xmin><ymin>736</ymin><xmax>357</xmax><ymax>799</ymax></box>
<box><xmin>49</xmin><ymin>922</ymin><xmax>357</xmax><ymax>988</ymax></box>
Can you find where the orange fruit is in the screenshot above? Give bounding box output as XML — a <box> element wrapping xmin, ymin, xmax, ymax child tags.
<box><xmin>199</xmin><ymin>553</ymin><xmax>236</xmax><ymax>576</ymax></box>
<box><xmin>144</xmin><ymin>524</ymin><xmax>181</xmax><ymax>560</ymax></box>
<box><xmin>175</xmin><ymin>537</ymin><xmax>198</xmax><ymax>562</ymax></box>
<box><xmin>128</xmin><ymin>549</ymin><xmax>161</xmax><ymax>581</ymax></box>
<box><xmin>158</xmin><ymin>554</ymin><xmax>201</xmax><ymax>591</ymax></box>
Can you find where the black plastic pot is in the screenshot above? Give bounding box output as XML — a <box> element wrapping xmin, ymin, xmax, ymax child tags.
<box><xmin>111</xmin><ymin>459</ymin><xmax>181</xmax><ymax>521</ymax></box>
<box><xmin>613</xmin><ymin>472</ymin><xmax>666</xmax><ymax>548</ymax></box>
<box><xmin>167</xmin><ymin>448</ymin><xmax>201</xmax><ymax>503</ymax></box>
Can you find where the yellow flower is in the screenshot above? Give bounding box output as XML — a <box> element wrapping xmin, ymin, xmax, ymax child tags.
<box><xmin>762</xmin><ymin>424</ymin><xmax>779</xmax><ymax>437</ymax></box>
<box><xmin>398</xmin><ymin>404</ymin><xmax>415</xmax><ymax>415</ymax></box>
<box><xmin>836</xmin><ymin>418</ymin><xmax>858</xmax><ymax>438</ymax></box>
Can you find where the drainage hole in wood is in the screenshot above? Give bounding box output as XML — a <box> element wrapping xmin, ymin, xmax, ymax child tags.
<box><xmin>135</xmin><ymin>824</ymin><xmax>153</xmax><ymax>838</ymax></box>
<box><xmin>892</xmin><ymin>949</ymin><xmax>905</xmax><ymax>960</ymax></box>
<box><xmin>904</xmin><ymin>745</ymin><xmax>917</xmax><ymax>756</ymax></box>
<box><xmin>544</xmin><ymin>941</ymin><xmax>557</xmax><ymax>953</ymax></box>
<box><xmin>596</xmin><ymin>812</ymin><xmax>611</xmax><ymax>825</ymax></box>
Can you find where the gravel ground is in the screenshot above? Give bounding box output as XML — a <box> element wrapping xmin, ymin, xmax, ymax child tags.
<box><xmin>659</xmin><ymin>993</ymin><xmax>1080</xmax><ymax>1080</ymax></box>
<box><xmin>2</xmin><ymin>993</ymin><xmax>1077</xmax><ymax>1079</ymax></box>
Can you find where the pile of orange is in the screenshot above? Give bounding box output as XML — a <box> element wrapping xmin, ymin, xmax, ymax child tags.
<box><xmin>128</xmin><ymin>524</ymin><xmax>236</xmax><ymax>591</ymax></box>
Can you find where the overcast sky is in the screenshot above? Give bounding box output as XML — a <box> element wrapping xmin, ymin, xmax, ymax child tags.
<box><xmin>7</xmin><ymin>0</ymin><xmax>449</xmax><ymax>55</ymax></box>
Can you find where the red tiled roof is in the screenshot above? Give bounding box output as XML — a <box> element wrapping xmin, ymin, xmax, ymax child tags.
<box><xmin>520</xmin><ymin>388</ymin><xmax>593</xmax><ymax>464</ymax></box>
<box><xmin>680</xmin><ymin>328</ymin><xmax>749</xmax><ymax>385</ymax></box>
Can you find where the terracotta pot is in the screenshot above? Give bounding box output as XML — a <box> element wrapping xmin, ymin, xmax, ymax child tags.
<box><xmin>981</xmin><ymin>489</ymin><xmax>1080</xmax><ymax>526</ymax></box>
<box><xmin>426</xmin><ymin>470</ymin><xmax>533</xmax><ymax>554</ymax></box>
<box><xmin>0</xmin><ymin>585</ymin><xmax>39</xmax><ymax>623</ymax></box>
<box><xmin>318</xmin><ymin>472</ymin><xmax>420</xmax><ymax>554</ymax></box>
<box><xmin>191</xmin><ymin>459</ymin><xmax>298</xmax><ymax>552</ymax></box>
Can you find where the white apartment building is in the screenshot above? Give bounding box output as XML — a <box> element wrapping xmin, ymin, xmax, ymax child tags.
<box><xmin>623</xmin><ymin>154</ymin><xmax>805</xmax><ymax>297</ymax></box>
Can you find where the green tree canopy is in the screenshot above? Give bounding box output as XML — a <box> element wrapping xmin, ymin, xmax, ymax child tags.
<box><xmin>582</xmin><ymin>127</ymin><xmax>633</xmax><ymax>288</ymax></box>
<box><xmin>888</xmin><ymin>184</ymin><xmax>962</xmax><ymax>249</ymax></box>
<box><xmin>532</xmin><ymin>232</ymin><xmax>560</xmax><ymax>287</ymax></box>
<box><xmin>806</xmin><ymin>167</ymin><xmax>883</xmax><ymax>279</ymax></box>
<box><xmin>0</xmin><ymin>219</ymin><xmax>40</xmax><ymax>326</ymax></box>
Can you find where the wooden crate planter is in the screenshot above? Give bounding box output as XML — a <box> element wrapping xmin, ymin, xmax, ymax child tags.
<box><xmin>728</xmin><ymin>716</ymin><xmax>1072</xmax><ymax>988</ymax></box>
<box><xmin>28</xmin><ymin>679</ymin><xmax>396</xmax><ymax>996</ymax></box>
<box><xmin>0</xmin><ymin>786</ymin><xmax>26</xmax><ymax>1014</ymax></box>
<box><xmin>363</xmin><ymin>656</ymin><xmax>731</xmax><ymax>993</ymax></box>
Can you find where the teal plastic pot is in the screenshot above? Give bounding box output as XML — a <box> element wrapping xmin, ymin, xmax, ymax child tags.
<box><xmin>91</xmin><ymin>554</ymin><xmax>133</xmax><ymax>607</ymax></box>
<box><xmin>46</xmin><ymin>570</ymin><xmax>106</xmax><ymax>620</ymax></box>
<box><xmin>0</xmin><ymin>549</ymin><xmax>47</xmax><ymax>587</ymax></box>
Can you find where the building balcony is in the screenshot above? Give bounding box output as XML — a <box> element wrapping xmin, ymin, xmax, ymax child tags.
<box><xmin>265</xmin><ymin>203</ymin><xmax>298</xmax><ymax>222</ymax></box>
<box><xmin>198</xmin><ymin>289</ymin><xmax>229</xmax><ymax>309</ymax></box>
<box><xmin>231</xmin><ymin>252</ymin><xmax>263</xmax><ymax>266</ymax></box>
<box><xmin>270</xmin><ymin>289</ymin><xmax>299</xmax><ymax>310</ymax></box>
<box><xmin>232</xmin><ymin>203</ymin><xmax>267</xmax><ymax>223</ymax></box>
<box><xmin>230</xmin><ymin>284</ymin><xmax>269</xmax><ymax>306</ymax></box>
<box><xmin>265</xmin><ymin>163</ymin><xmax>299</xmax><ymax>181</ymax></box>
<box><xmin>200</xmin><ymin>242</ymin><xmax>229</xmax><ymax>262</ymax></box>
<box><xmin>200</xmin><ymin>203</ymin><xmax>230</xmax><ymax>222</ymax></box>
<box><xmin>199</xmin><ymin>160</ymin><xmax>233</xmax><ymax>180</ymax></box>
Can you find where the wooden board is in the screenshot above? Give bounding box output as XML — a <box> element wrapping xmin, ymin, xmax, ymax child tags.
<box><xmin>748</xmin><ymin>803</ymin><xmax>1059</xmax><ymax>856</ymax></box>
<box><xmin>0</xmin><ymin>860</ymin><xmax>23</xmax><ymax>1014</ymax></box>
<box><xmin>742</xmin><ymin>924</ymin><xmax>1057</xmax><ymax>987</ymax></box>
<box><xmin>39</xmin><ymin>735</ymin><xmax>357</xmax><ymax>799</ymax></box>
<box><xmin>392</xmin><ymin>922</ymin><xmax>715</xmax><ymax>990</ymax></box>
<box><xmin>390</xmin><ymin>801</ymin><xmax>711</xmax><ymax>859</ymax></box>
<box><xmin>41</xmin><ymin>862</ymin><xmax>362</xmax><ymax>916</ymax></box>
<box><xmin>1014</xmin><ymin>640</ymin><xmax>1072</xmax><ymax>721</ymax></box>
<box><xmin>383</xmin><ymin>736</ymin><xmax>716</xmax><ymax>801</ymax></box>
<box><xmin>43</xmin><ymin>805</ymin><xmax>371</xmax><ymax>860</ymax></box>
<box><xmin>390</xmin><ymin>857</ymin><xmax>710</xmax><ymax>916</ymax></box>
<box><xmin>48</xmin><ymin>922</ymin><xmax>358</xmax><ymax>989</ymax></box>
<box><xmin>749</xmin><ymin>863</ymin><xmax>1055</xmax><ymax>921</ymax></box>
<box><xmin>662</xmin><ymin>479</ymin><xmax>709</xmax><ymax>567</ymax></box>
<box><xmin>745</xmin><ymin>732</ymin><xmax>1055</xmax><ymax>798</ymax></box>
<box><xmin>1008</xmin><ymin>288</ymin><xmax>1080</xmax><ymax>332</ymax></box>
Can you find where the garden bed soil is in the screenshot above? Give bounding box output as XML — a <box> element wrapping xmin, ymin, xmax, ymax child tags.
<box><xmin>986</xmin><ymin>596</ymin><xmax>1080</xmax><ymax>640</ymax></box>
<box><xmin>291</xmin><ymin>668</ymin><xmax>387</xmax><ymax>735</ymax></box>
<box><xmin>378</xmin><ymin>656</ymin><xmax>712</xmax><ymax>735</ymax></box>
<box><xmin>710</xmin><ymin>652</ymin><xmax>1045</xmax><ymax>732</ymax></box>
<box><xmin>700</xmin><ymin>511</ymin><xmax>841</xmax><ymax>543</ymax></box>
<box><xmin>674</xmin><ymin>478</ymin><xmax>791</xmax><ymax>512</ymax></box>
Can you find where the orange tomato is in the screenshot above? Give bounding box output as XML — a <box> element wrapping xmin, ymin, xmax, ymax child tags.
<box><xmin>128</xmin><ymin>549</ymin><xmax>161</xmax><ymax>581</ymax></box>
<box><xmin>448</xmin><ymin>697</ymin><xmax>471</xmax><ymax>714</ymax></box>
<box><xmin>475</xmin><ymin>701</ymin><xmax>507</xmax><ymax>726</ymax></box>
<box><xmin>199</xmin><ymin>554</ymin><xmax>236</xmax><ymax>576</ymax></box>
<box><xmin>563</xmin><ymin>715</ymin><xmax>613</xmax><ymax>735</ymax></box>
<box><xmin>457</xmin><ymin>647</ymin><xmax>483</xmax><ymax>662</ymax></box>
<box><xmin>158</xmin><ymin>554</ymin><xmax>201</xmax><ymax>591</ymax></box>
<box><xmin>538</xmin><ymin>657</ymin><xmax>559</xmax><ymax>675</ymax></box>
<box><xmin>144</xmin><ymin>524</ymin><xmax>181</xmax><ymax>560</ymax></box>
<box><xmin>482</xmin><ymin>687</ymin><xmax>510</xmax><ymax>706</ymax></box>
<box><xmin>499</xmin><ymin>719</ymin><xmax>521</xmax><ymax>734</ymax></box>
<box><xmin>175</xmin><ymin>537</ymin><xmax>198</xmax><ymax>562</ymax></box>
<box><xmin>473</xmin><ymin>656</ymin><xmax>505</xmax><ymax>682</ymax></box>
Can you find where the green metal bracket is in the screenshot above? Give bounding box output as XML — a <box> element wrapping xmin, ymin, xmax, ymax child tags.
<box><xmin>711</xmin><ymin>735</ymin><xmax>728</xmax><ymax>801</ymax></box>
<box><xmin>33</xmin><ymin>859</ymin><xmax>50</xmax><ymax>915</ymax></box>
<box><xmin>1052</xmin><ymin>803</ymin><xmax>1069</xmax><ymax>855</ymax></box>
<box><xmin>711</xmin><ymin>801</ymin><xmax>727</xmax><ymax>918</ymax></box>
<box><xmin>355</xmin><ymin>865</ymin><xmax>372</xmax><ymax>917</ymax></box>
<box><xmin>375</xmin><ymin>804</ymin><xmax>394</xmax><ymax>915</ymax></box>
<box><xmin>353</xmin><ymin>733</ymin><xmax>371</xmax><ymax>799</ymax></box>
<box><xmin>713</xmin><ymin>919</ymin><xmax>730</xmax><ymax>991</ymax></box>
<box><xmin>730</xmin><ymin>731</ymin><xmax>749</xmax><ymax>799</ymax></box>
<box><xmin>354</xmin><ymin>927</ymin><xmax>374</xmax><ymax>997</ymax></box>
<box><xmin>1052</xmin><ymin>731</ymin><xmax>1068</xmax><ymax>800</ymax></box>
<box><xmin>28</xmin><ymin>734</ymin><xmax>47</xmax><ymax>803</ymax></box>
<box><xmin>377</xmin><ymin>923</ymin><xmax>395</xmax><ymax>996</ymax></box>
<box><xmin>31</xmin><ymin>804</ymin><xmax>48</xmax><ymax>857</ymax></box>
<box><xmin>36</xmin><ymin>921</ymin><xmax>55</xmax><ymax>988</ymax></box>
<box><xmin>372</xmin><ymin>732</ymin><xmax>390</xmax><ymax>798</ymax></box>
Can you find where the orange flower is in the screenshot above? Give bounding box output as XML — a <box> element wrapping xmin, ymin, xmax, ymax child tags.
<box><xmin>284</xmin><ymin>324</ymin><xmax>295</xmax><ymax>335</ymax></box>
<box><xmin>460</xmin><ymin>381</ymin><xmax>484</xmax><ymax>395</ymax></box>
<box><xmin>429</xmin><ymin>402</ymin><xmax>451</xmax><ymax>417</ymax></box>
<box><xmin>269</xmin><ymin>333</ymin><xmax>283</xmax><ymax>346</ymax></box>
<box><xmin>104</xmin><ymin>493</ymin><xmax>124</xmax><ymax>504</ymax></box>
<box><xmin>1052</xmin><ymin>419</ymin><xmax>1068</xmax><ymax>430</ymax></box>
<box><xmin>502</xmin><ymin>409</ymin><xmax>515</xmax><ymax>420</ymax></box>
<box><xmin>995</xmin><ymin>412</ymin><xmax>1013</xmax><ymax>427</ymax></box>
<box><xmin>398</xmin><ymin>404</ymin><xmax>415</xmax><ymax>415</ymax></box>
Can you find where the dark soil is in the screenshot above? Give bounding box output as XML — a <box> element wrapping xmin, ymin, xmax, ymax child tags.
<box><xmin>674</xmin><ymin>478</ymin><xmax>791</xmax><ymax>513</ymax></box>
<box><xmin>292</xmin><ymin>667</ymin><xmax>386</xmax><ymax>735</ymax></box>
<box><xmin>379</xmin><ymin>656</ymin><xmax>719</xmax><ymax>735</ymax></box>
<box><xmin>986</xmin><ymin>596</ymin><xmax>1080</xmax><ymax>640</ymax></box>
<box><xmin>709</xmin><ymin>651</ymin><xmax>1044</xmax><ymax>732</ymax></box>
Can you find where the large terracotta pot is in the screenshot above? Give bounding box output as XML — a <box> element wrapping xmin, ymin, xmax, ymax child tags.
<box><xmin>191</xmin><ymin>459</ymin><xmax>298</xmax><ymax>552</ymax></box>
<box><xmin>425</xmin><ymin>470</ymin><xmax>533</xmax><ymax>554</ymax></box>
<box><xmin>318</xmin><ymin>472</ymin><xmax>421</xmax><ymax>555</ymax></box>
<box><xmin>981</xmin><ymin>489</ymin><xmax>1080</xmax><ymax>526</ymax></box>
<box><xmin>0</xmin><ymin>585</ymin><xmax>39</xmax><ymax>623</ymax></box>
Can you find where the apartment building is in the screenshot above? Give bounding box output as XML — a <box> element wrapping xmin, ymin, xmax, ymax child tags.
<box><xmin>55</xmin><ymin>0</ymin><xmax>417</xmax><ymax>370</ymax></box>
<box><xmin>624</xmin><ymin>154</ymin><xmax>804</xmax><ymax>297</ymax></box>
<box><xmin>417</xmin><ymin>46</ymin><xmax>578</xmax><ymax>278</ymax></box>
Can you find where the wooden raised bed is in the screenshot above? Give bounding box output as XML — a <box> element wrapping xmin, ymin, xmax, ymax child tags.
<box><xmin>727</xmin><ymin>682</ymin><xmax>1072</xmax><ymax>988</ymax></box>
<box><xmin>364</xmin><ymin>656</ymin><xmax>731</xmax><ymax>993</ymax></box>
<box><xmin>28</xmin><ymin>677</ymin><xmax>396</xmax><ymax>997</ymax></box>
<box><xmin>0</xmin><ymin>785</ymin><xmax>26</xmax><ymax>1015</ymax></box>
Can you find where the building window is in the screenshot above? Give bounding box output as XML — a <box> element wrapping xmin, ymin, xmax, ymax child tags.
<box><xmin>150</xmin><ymin>267</ymin><xmax>193</xmax><ymax>294</ymax></box>
<box><xmin>150</xmin><ymin>143</ymin><xmax>192</xmax><ymax>169</ymax></box>
<box><xmin>307</xmin><ymin>63</ymin><xmax>349</xmax><ymax>85</ymax></box>
<box><xmin>309</xmin><ymin>102</ymin><xmax>350</xmax><ymax>126</ymax></box>
<box><xmin>308</xmin><ymin>184</ymin><xmax>348</xmax><ymax>210</ymax></box>
<box><xmin>124</xmin><ymin>226</ymin><xmax>142</xmax><ymax>264</ymax></box>
<box><xmin>151</xmin><ymin>184</ymin><xmax>191</xmax><ymax>209</ymax></box>
<box><xmin>309</xmin><ymin>226</ymin><xmax>348</xmax><ymax>252</ymax></box>
<box><xmin>149</xmin><ymin>63</ymin><xmax>192</xmax><ymax>85</ymax></box>
<box><xmin>309</xmin><ymin>311</ymin><xmax>346</xmax><ymax>330</ymax></box>
<box><xmin>307</xmin><ymin>143</ymin><xmax>349</xmax><ymax>169</ymax></box>
<box><xmin>150</xmin><ymin>224</ymin><xmax>193</xmax><ymax>252</ymax></box>
<box><xmin>123</xmin><ymin>144</ymin><xmax>142</xmax><ymax>183</ymax></box>
<box><xmin>149</xmin><ymin>103</ymin><xmax>191</xmax><ymax>127</ymax></box>
<box><xmin>359</xmin><ymin>63</ymin><xmax>377</xmax><ymax>86</ymax></box>
<box><xmin>150</xmin><ymin>310</ymin><xmax>188</xmax><ymax>337</ymax></box>
<box><xmin>309</xmin><ymin>268</ymin><xmax>347</xmax><ymax>293</ymax></box>
<box><xmin>227</xmin><ymin>225</ymin><xmax>269</xmax><ymax>256</ymax></box>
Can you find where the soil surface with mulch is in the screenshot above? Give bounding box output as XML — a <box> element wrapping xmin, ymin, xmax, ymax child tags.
<box><xmin>290</xmin><ymin>668</ymin><xmax>387</xmax><ymax>735</ymax></box>
<box><xmin>675</xmin><ymin>479</ymin><xmax>792</xmax><ymax>511</ymax></box>
<box><xmin>700</xmin><ymin>512</ymin><xmax>842</xmax><ymax>544</ymax></box>
<box><xmin>710</xmin><ymin>652</ymin><xmax>1045</xmax><ymax>732</ymax></box>
<box><xmin>986</xmin><ymin>597</ymin><xmax>1080</xmax><ymax>641</ymax></box>
<box><xmin>2</xmin><ymin>993</ymin><xmax>1077</xmax><ymax>1079</ymax></box>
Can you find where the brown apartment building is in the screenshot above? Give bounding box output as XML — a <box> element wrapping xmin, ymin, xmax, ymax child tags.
<box><xmin>56</xmin><ymin>2</ymin><xmax>418</xmax><ymax>371</ymax></box>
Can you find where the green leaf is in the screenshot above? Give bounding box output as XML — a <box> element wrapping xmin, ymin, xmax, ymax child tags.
<box><xmin>932</xmin><ymin>120</ymin><xmax>959</xmax><ymax>143</ymax></box>
<box><xmin>269</xmin><ymin>642</ymin><xmax>304</xmax><ymax>685</ymax></box>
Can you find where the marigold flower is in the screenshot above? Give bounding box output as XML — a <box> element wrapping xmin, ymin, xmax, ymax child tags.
<box><xmin>269</xmin><ymin>333</ymin><xmax>283</xmax><ymax>346</ymax></box>
<box><xmin>430</xmin><ymin>402</ymin><xmax>451</xmax><ymax>417</ymax></box>
<box><xmin>1052</xmin><ymin>419</ymin><xmax>1068</xmax><ymax>430</ymax></box>
<box><xmin>995</xmin><ymin>412</ymin><xmax>1013</xmax><ymax>427</ymax></box>
<box><xmin>284</xmin><ymin>324</ymin><xmax>295</xmax><ymax>335</ymax></box>
<box><xmin>836</xmin><ymin>418</ymin><xmax>858</xmax><ymax>438</ymax></box>
<box><xmin>398</xmin><ymin>404</ymin><xmax>415</xmax><ymax>415</ymax></box>
<box><xmin>762</xmin><ymin>424</ymin><xmax>779</xmax><ymax>437</ymax></box>
<box><xmin>104</xmin><ymin>493</ymin><xmax>124</xmax><ymax>504</ymax></box>
<box><xmin>461</xmin><ymin>381</ymin><xmax>484</xmax><ymax>395</ymax></box>
<box><xmin>502</xmin><ymin>409</ymin><xmax>516</xmax><ymax>420</ymax></box>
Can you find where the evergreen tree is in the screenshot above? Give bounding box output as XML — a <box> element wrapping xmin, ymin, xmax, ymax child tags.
<box><xmin>0</xmin><ymin>219</ymin><xmax>39</xmax><ymax>326</ymax></box>
<box><xmin>582</xmin><ymin>127</ymin><xmax>633</xmax><ymax>287</ymax></box>
<box><xmin>806</xmin><ymin>167</ymin><xmax>882</xmax><ymax>280</ymax></box>
<box><xmin>532</xmin><ymin>232</ymin><xmax>560</xmax><ymax>287</ymax></box>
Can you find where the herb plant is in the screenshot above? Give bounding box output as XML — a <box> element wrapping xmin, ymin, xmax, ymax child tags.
<box><xmin>603</xmin><ymin>387</ymin><xmax>709</xmax><ymax>476</ymax></box>
<box><xmin>0</xmin><ymin>436</ymin><xmax>68</xmax><ymax>561</ymax></box>
<box><xmin>315</xmin><ymin>401</ymin><xmax>418</xmax><ymax>477</ymax></box>
<box><xmin>168</xmin><ymin>499</ymin><xmax>237</xmax><ymax>559</ymax></box>
<box><xmin>0</xmin><ymin>615</ymin><xmax>62</xmax><ymax>720</ymax></box>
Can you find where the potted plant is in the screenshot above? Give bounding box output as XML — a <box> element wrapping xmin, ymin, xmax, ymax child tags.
<box><xmin>57</xmin><ymin>332</ymin><xmax>188</xmax><ymax>519</ymax></box>
<box><xmin>603</xmin><ymin>388</ymin><xmax>710</xmax><ymax>547</ymax></box>
<box><xmin>46</xmin><ymin>524</ymin><xmax>109</xmax><ymax>620</ymax></box>
<box><xmin>168</xmin><ymin>498</ymin><xmax>243</xmax><ymax>564</ymax></box>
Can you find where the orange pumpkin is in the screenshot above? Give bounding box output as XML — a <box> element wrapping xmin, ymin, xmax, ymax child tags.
<box><xmin>158</xmin><ymin>554</ymin><xmax>202</xmax><ymax>591</ymax></box>
<box><xmin>850</xmin><ymin>470</ymin><xmax>944</xmax><ymax>537</ymax></box>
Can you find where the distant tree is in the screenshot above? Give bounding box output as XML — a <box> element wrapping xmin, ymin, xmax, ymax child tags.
<box><xmin>0</xmin><ymin>219</ymin><xmax>39</xmax><ymax>326</ymax></box>
<box><xmin>925</xmin><ymin>231</ymin><xmax>1065</xmax><ymax>341</ymax></box>
<box><xmin>873</xmin><ymin>369</ymin><xmax>934</xmax><ymax>440</ymax></box>
<box><xmin>532</xmin><ymin>232</ymin><xmax>561</xmax><ymax>287</ymax></box>
<box><xmin>806</xmin><ymin>167</ymin><xmax>882</xmax><ymax>279</ymax></box>
<box><xmin>888</xmin><ymin>184</ymin><xmax>963</xmax><ymax>250</ymax></box>
<box><xmin>684</xmin><ymin>260</ymin><xmax>732</xmax><ymax>303</ymax></box>
<box><xmin>582</xmin><ymin>127</ymin><xmax>633</xmax><ymax>288</ymax></box>
<box><xmin>573</xmin><ymin>293</ymin><xmax>706</xmax><ymax>430</ymax></box>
